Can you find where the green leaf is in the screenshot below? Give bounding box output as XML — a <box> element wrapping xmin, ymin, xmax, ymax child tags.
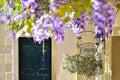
<box><xmin>81</xmin><ymin>0</ymin><xmax>91</xmax><ymax>13</ymax></box>
<box><xmin>16</xmin><ymin>19</ymin><xmax>33</xmax><ymax>38</ymax></box>
<box><xmin>74</xmin><ymin>12</ymin><xmax>80</xmax><ymax>18</ymax></box>
<box><xmin>51</xmin><ymin>3</ymin><xmax>73</xmax><ymax>18</ymax></box>
<box><xmin>25</xmin><ymin>19</ymin><xmax>33</xmax><ymax>28</ymax></box>
<box><xmin>24</xmin><ymin>20</ymin><xmax>32</xmax><ymax>34</ymax></box>
<box><xmin>9</xmin><ymin>19</ymin><xmax>23</xmax><ymax>30</ymax></box>
<box><xmin>15</xmin><ymin>0</ymin><xmax>21</xmax><ymax>4</ymax></box>
<box><xmin>64</xmin><ymin>4</ymin><xmax>73</xmax><ymax>13</ymax></box>
<box><xmin>50</xmin><ymin>29</ymin><xmax>54</xmax><ymax>34</ymax></box>
<box><xmin>16</xmin><ymin>28</ymin><xmax>23</xmax><ymax>38</ymax></box>
<box><xmin>14</xmin><ymin>4</ymin><xmax>22</xmax><ymax>13</ymax></box>
<box><xmin>25</xmin><ymin>25</ymin><xmax>32</xmax><ymax>34</ymax></box>
<box><xmin>13</xmin><ymin>0</ymin><xmax>22</xmax><ymax>13</ymax></box>
<box><xmin>0</xmin><ymin>0</ymin><xmax>7</xmax><ymax>7</ymax></box>
<box><xmin>58</xmin><ymin>8</ymin><xmax>66</xmax><ymax>18</ymax></box>
<box><xmin>25</xmin><ymin>19</ymin><xmax>34</xmax><ymax>34</ymax></box>
<box><xmin>19</xmin><ymin>19</ymin><xmax>23</xmax><ymax>27</ymax></box>
<box><xmin>72</xmin><ymin>1</ymin><xmax>81</xmax><ymax>11</ymax></box>
<box><xmin>68</xmin><ymin>0</ymin><xmax>91</xmax><ymax>14</ymax></box>
<box><xmin>116</xmin><ymin>3</ymin><xmax>120</xmax><ymax>10</ymax></box>
<box><xmin>110</xmin><ymin>0</ymin><xmax>115</xmax><ymax>3</ymax></box>
<box><xmin>9</xmin><ymin>22</ymin><xmax>19</xmax><ymax>30</ymax></box>
<box><xmin>16</xmin><ymin>24</ymin><xmax>32</xmax><ymax>38</ymax></box>
<box><xmin>51</xmin><ymin>0</ymin><xmax>91</xmax><ymax>19</ymax></box>
<box><xmin>63</xmin><ymin>16</ymin><xmax>71</xmax><ymax>24</ymax></box>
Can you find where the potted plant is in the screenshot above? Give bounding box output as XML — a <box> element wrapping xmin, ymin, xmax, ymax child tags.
<box><xmin>63</xmin><ymin>54</ymin><xmax>104</xmax><ymax>79</ymax></box>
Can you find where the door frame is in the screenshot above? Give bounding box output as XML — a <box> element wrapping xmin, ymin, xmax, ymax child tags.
<box><xmin>13</xmin><ymin>37</ymin><xmax>57</xmax><ymax>80</ymax></box>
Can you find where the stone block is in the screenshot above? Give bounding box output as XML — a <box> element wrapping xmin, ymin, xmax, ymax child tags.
<box><xmin>6</xmin><ymin>73</ymin><xmax>13</xmax><ymax>80</ymax></box>
<box><xmin>0</xmin><ymin>45</ymin><xmax>5</xmax><ymax>54</ymax></box>
<box><xmin>5</xmin><ymin>55</ymin><xmax>13</xmax><ymax>64</ymax></box>
<box><xmin>0</xmin><ymin>38</ymin><xmax>5</xmax><ymax>46</ymax></box>
<box><xmin>2</xmin><ymin>46</ymin><xmax>12</xmax><ymax>54</ymax></box>
<box><xmin>0</xmin><ymin>55</ymin><xmax>5</xmax><ymax>63</ymax></box>
<box><xmin>5</xmin><ymin>64</ymin><xmax>12</xmax><ymax>72</ymax></box>
<box><xmin>0</xmin><ymin>30</ymin><xmax>7</xmax><ymax>38</ymax></box>
<box><xmin>0</xmin><ymin>63</ymin><xmax>5</xmax><ymax>80</ymax></box>
<box><xmin>5</xmin><ymin>36</ymin><xmax>13</xmax><ymax>46</ymax></box>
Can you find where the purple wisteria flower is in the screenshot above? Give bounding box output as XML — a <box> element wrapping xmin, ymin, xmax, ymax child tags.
<box><xmin>0</xmin><ymin>5</ymin><xmax>14</xmax><ymax>25</ymax></box>
<box><xmin>93</xmin><ymin>0</ymin><xmax>116</xmax><ymax>40</ymax></box>
<box><xmin>21</xmin><ymin>0</ymin><xmax>37</xmax><ymax>9</ymax></box>
<box><xmin>0</xmin><ymin>13</ymin><xmax>10</xmax><ymax>24</ymax></box>
<box><xmin>67</xmin><ymin>13</ymin><xmax>91</xmax><ymax>36</ymax></box>
<box><xmin>3</xmin><ymin>5</ymin><xmax>14</xmax><ymax>15</ymax></box>
<box><xmin>32</xmin><ymin>0</ymin><xmax>69</xmax><ymax>43</ymax></box>
<box><xmin>32</xmin><ymin>14</ymin><xmax>53</xmax><ymax>44</ymax></box>
<box><xmin>8</xmin><ymin>30</ymin><xmax>17</xmax><ymax>39</ymax></box>
<box><xmin>32</xmin><ymin>13</ymin><xmax>66</xmax><ymax>44</ymax></box>
<box><xmin>12</xmin><ymin>14</ymin><xmax>23</xmax><ymax>22</ymax></box>
<box><xmin>21</xmin><ymin>0</ymin><xmax>37</xmax><ymax>19</ymax></box>
<box><xmin>50</xmin><ymin>0</ymin><xmax>68</xmax><ymax>12</ymax></box>
<box><xmin>50</xmin><ymin>16</ymin><xmax>66</xmax><ymax>43</ymax></box>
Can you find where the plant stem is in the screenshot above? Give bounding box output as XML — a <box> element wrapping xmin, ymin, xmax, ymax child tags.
<box><xmin>42</xmin><ymin>41</ymin><xmax>45</xmax><ymax>55</ymax></box>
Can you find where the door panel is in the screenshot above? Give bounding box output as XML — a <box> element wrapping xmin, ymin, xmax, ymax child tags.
<box><xmin>36</xmin><ymin>40</ymin><xmax>51</xmax><ymax>80</ymax></box>
<box><xmin>19</xmin><ymin>37</ymin><xmax>51</xmax><ymax>80</ymax></box>
<box><xmin>112</xmin><ymin>36</ymin><xmax>120</xmax><ymax>80</ymax></box>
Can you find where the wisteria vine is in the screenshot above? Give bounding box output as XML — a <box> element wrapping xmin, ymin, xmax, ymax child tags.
<box><xmin>0</xmin><ymin>0</ymin><xmax>119</xmax><ymax>43</ymax></box>
<box><xmin>93</xmin><ymin>0</ymin><xmax>116</xmax><ymax>41</ymax></box>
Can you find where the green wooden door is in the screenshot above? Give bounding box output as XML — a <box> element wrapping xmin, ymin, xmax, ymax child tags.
<box><xmin>19</xmin><ymin>37</ymin><xmax>51</xmax><ymax>80</ymax></box>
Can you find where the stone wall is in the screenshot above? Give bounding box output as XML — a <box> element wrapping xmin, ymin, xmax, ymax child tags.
<box><xmin>0</xmin><ymin>26</ymin><xmax>13</xmax><ymax>80</ymax></box>
<box><xmin>0</xmin><ymin>26</ymin><xmax>77</xmax><ymax>80</ymax></box>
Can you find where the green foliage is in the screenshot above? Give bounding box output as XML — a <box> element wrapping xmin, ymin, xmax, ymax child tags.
<box><xmin>38</xmin><ymin>0</ymin><xmax>50</xmax><ymax>12</ymax></box>
<box><xmin>74</xmin><ymin>12</ymin><xmax>80</xmax><ymax>19</ymax></box>
<box><xmin>110</xmin><ymin>0</ymin><xmax>115</xmax><ymax>3</ymax></box>
<box><xmin>0</xmin><ymin>0</ymin><xmax>7</xmax><ymax>7</ymax></box>
<box><xmin>63</xmin><ymin>54</ymin><xmax>104</xmax><ymax>78</ymax></box>
<box><xmin>116</xmin><ymin>3</ymin><xmax>120</xmax><ymax>10</ymax></box>
<box><xmin>14</xmin><ymin>4</ymin><xmax>22</xmax><ymax>13</ymax></box>
<box><xmin>63</xmin><ymin>16</ymin><xmax>71</xmax><ymax>24</ymax></box>
<box><xmin>54</xmin><ymin>4</ymin><xmax>73</xmax><ymax>18</ymax></box>
<box><xmin>16</xmin><ymin>19</ymin><xmax>34</xmax><ymax>38</ymax></box>
<box><xmin>14</xmin><ymin>0</ymin><xmax>22</xmax><ymax>13</ymax></box>
<box><xmin>72</xmin><ymin>0</ymin><xmax>91</xmax><ymax>13</ymax></box>
<box><xmin>51</xmin><ymin>0</ymin><xmax>92</xmax><ymax>23</ymax></box>
<box><xmin>8</xmin><ymin>19</ymin><xmax>22</xmax><ymax>30</ymax></box>
<box><xmin>15</xmin><ymin>0</ymin><xmax>21</xmax><ymax>4</ymax></box>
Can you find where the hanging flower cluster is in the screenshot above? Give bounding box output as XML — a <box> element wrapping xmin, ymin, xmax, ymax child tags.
<box><xmin>93</xmin><ymin>0</ymin><xmax>116</xmax><ymax>41</ymax></box>
<box><xmin>0</xmin><ymin>0</ymin><xmax>119</xmax><ymax>43</ymax></box>
<box><xmin>33</xmin><ymin>14</ymin><xmax>66</xmax><ymax>43</ymax></box>
<box><xmin>69</xmin><ymin>13</ymin><xmax>91</xmax><ymax>36</ymax></box>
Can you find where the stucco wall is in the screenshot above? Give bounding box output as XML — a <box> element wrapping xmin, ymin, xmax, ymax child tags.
<box><xmin>57</xmin><ymin>29</ymin><xmax>77</xmax><ymax>80</ymax></box>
